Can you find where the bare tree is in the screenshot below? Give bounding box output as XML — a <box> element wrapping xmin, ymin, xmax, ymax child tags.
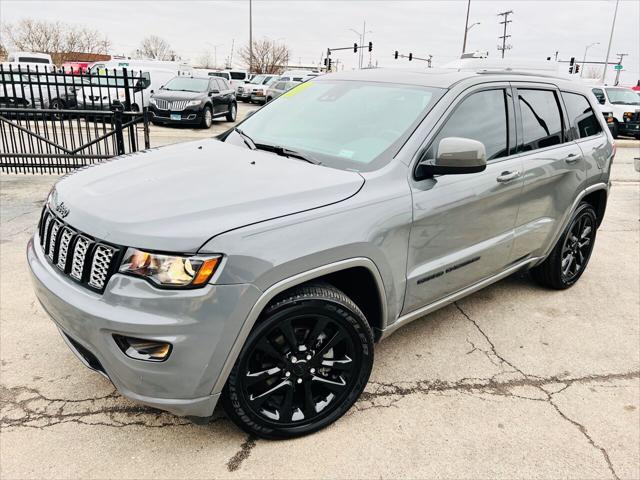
<box><xmin>137</xmin><ymin>35</ymin><xmax>176</xmax><ymax>61</ymax></box>
<box><xmin>0</xmin><ymin>42</ymin><xmax>7</xmax><ymax>61</ymax></box>
<box><xmin>1</xmin><ymin>19</ymin><xmax>110</xmax><ymax>64</ymax></box>
<box><xmin>196</xmin><ymin>52</ymin><xmax>215</xmax><ymax>69</ymax></box>
<box><xmin>583</xmin><ymin>66</ymin><xmax>602</xmax><ymax>81</ymax></box>
<box><xmin>239</xmin><ymin>38</ymin><xmax>290</xmax><ymax>74</ymax></box>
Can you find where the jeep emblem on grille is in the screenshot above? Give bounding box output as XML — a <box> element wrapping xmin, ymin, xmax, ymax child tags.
<box><xmin>55</xmin><ymin>202</ymin><xmax>70</xmax><ymax>218</ymax></box>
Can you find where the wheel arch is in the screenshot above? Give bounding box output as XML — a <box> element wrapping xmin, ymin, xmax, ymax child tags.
<box><xmin>211</xmin><ymin>257</ymin><xmax>387</xmax><ymax>395</ymax></box>
<box><xmin>582</xmin><ymin>188</ymin><xmax>608</xmax><ymax>227</ymax></box>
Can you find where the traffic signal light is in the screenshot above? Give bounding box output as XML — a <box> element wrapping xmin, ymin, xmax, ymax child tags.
<box><xmin>575</xmin><ymin>64</ymin><xmax>580</xmax><ymax>74</ymax></box>
<box><xmin>328</xmin><ymin>58</ymin><xmax>332</xmax><ymax>70</ymax></box>
<box><xmin>409</xmin><ymin>53</ymin><xmax>413</xmax><ymax>61</ymax></box>
<box><xmin>368</xmin><ymin>42</ymin><xmax>373</xmax><ymax>52</ymax></box>
<box><xmin>354</xmin><ymin>43</ymin><xmax>358</xmax><ymax>53</ymax></box>
<box><xmin>394</xmin><ymin>51</ymin><xmax>399</xmax><ymax>59</ymax></box>
<box><xmin>568</xmin><ymin>56</ymin><xmax>575</xmax><ymax>74</ymax></box>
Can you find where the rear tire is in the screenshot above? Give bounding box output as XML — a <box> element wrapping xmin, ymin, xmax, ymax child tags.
<box><xmin>226</xmin><ymin>102</ymin><xmax>237</xmax><ymax>122</ymax></box>
<box><xmin>530</xmin><ymin>202</ymin><xmax>598</xmax><ymax>289</ymax></box>
<box><xmin>222</xmin><ymin>283</ymin><xmax>374</xmax><ymax>439</ymax></box>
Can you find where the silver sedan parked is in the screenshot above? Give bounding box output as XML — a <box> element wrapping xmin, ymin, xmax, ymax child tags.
<box><xmin>265</xmin><ymin>80</ymin><xmax>301</xmax><ymax>103</ymax></box>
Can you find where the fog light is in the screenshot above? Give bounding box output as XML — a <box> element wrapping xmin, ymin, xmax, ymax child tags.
<box><xmin>113</xmin><ymin>335</ymin><xmax>172</xmax><ymax>362</ymax></box>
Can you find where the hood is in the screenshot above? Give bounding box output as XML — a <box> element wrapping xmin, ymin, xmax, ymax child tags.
<box><xmin>152</xmin><ymin>89</ymin><xmax>204</xmax><ymax>101</ymax></box>
<box><xmin>52</xmin><ymin>139</ymin><xmax>364</xmax><ymax>252</ymax></box>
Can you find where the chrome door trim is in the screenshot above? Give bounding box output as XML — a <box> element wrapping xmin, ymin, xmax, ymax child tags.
<box><xmin>211</xmin><ymin>257</ymin><xmax>388</xmax><ymax>394</ymax></box>
<box><xmin>379</xmin><ymin>255</ymin><xmax>541</xmax><ymax>340</ymax></box>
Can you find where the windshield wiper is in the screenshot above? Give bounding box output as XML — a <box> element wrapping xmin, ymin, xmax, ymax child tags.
<box><xmin>255</xmin><ymin>144</ymin><xmax>321</xmax><ymax>165</ymax></box>
<box><xmin>234</xmin><ymin>127</ymin><xmax>256</xmax><ymax>150</ymax></box>
<box><xmin>233</xmin><ymin>128</ymin><xmax>320</xmax><ymax>164</ymax></box>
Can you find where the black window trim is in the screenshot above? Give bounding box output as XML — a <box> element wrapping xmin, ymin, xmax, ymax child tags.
<box><xmin>411</xmin><ymin>82</ymin><xmax>518</xmax><ymax>181</ymax></box>
<box><xmin>559</xmin><ymin>89</ymin><xmax>606</xmax><ymax>144</ymax></box>
<box><xmin>511</xmin><ymin>83</ymin><xmax>573</xmax><ymax>155</ymax></box>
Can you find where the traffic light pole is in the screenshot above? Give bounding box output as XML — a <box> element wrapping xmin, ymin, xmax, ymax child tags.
<box><xmin>325</xmin><ymin>43</ymin><xmax>373</xmax><ymax>71</ymax></box>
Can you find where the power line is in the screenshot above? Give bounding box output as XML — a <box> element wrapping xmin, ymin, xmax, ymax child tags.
<box><xmin>497</xmin><ymin>10</ymin><xmax>513</xmax><ymax>59</ymax></box>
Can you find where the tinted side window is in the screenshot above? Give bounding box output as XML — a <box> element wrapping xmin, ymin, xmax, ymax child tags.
<box><xmin>592</xmin><ymin>88</ymin><xmax>606</xmax><ymax>105</ymax></box>
<box><xmin>518</xmin><ymin>89</ymin><xmax>563</xmax><ymax>151</ymax></box>
<box><xmin>426</xmin><ymin>89</ymin><xmax>509</xmax><ymax>161</ymax></box>
<box><xmin>562</xmin><ymin>92</ymin><xmax>602</xmax><ymax>139</ymax></box>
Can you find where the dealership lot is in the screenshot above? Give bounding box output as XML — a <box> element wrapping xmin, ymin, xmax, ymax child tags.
<box><xmin>1</xmin><ymin>136</ymin><xmax>638</xmax><ymax>479</ymax></box>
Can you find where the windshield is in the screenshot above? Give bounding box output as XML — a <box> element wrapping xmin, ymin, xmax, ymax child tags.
<box><xmin>229</xmin><ymin>80</ymin><xmax>443</xmax><ymax>171</ymax></box>
<box><xmin>249</xmin><ymin>75</ymin><xmax>266</xmax><ymax>84</ymax></box>
<box><xmin>163</xmin><ymin>77</ymin><xmax>209</xmax><ymax>92</ymax></box>
<box><xmin>606</xmin><ymin>88</ymin><xmax>640</xmax><ymax>105</ymax></box>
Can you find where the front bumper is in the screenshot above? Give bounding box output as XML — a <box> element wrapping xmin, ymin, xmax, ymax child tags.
<box><xmin>27</xmin><ymin>236</ymin><xmax>261</xmax><ymax>417</ymax></box>
<box><xmin>149</xmin><ymin>105</ymin><xmax>204</xmax><ymax>125</ymax></box>
<box><xmin>619</xmin><ymin>120</ymin><xmax>640</xmax><ymax>137</ymax></box>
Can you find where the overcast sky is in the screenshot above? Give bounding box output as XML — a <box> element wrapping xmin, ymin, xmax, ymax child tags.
<box><xmin>1</xmin><ymin>0</ymin><xmax>638</xmax><ymax>85</ymax></box>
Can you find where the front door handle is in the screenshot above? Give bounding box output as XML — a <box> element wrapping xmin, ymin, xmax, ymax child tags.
<box><xmin>496</xmin><ymin>170</ymin><xmax>521</xmax><ymax>183</ymax></box>
<box><xmin>564</xmin><ymin>153</ymin><xmax>581</xmax><ymax>164</ymax></box>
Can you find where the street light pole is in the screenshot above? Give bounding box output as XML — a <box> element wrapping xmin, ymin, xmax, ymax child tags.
<box><xmin>602</xmin><ymin>0</ymin><xmax>619</xmax><ymax>84</ymax></box>
<box><xmin>349</xmin><ymin>22</ymin><xmax>372</xmax><ymax>69</ymax></box>
<box><xmin>462</xmin><ymin>0</ymin><xmax>471</xmax><ymax>55</ymax></box>
<box><xmin>580</xmin><ymin>42</ymin><xmax>599</xmax><ymax>78</ymax></box>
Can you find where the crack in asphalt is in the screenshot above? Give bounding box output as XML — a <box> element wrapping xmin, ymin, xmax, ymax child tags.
<box><xmin>0</xmin><ymin>385</ymin><xmax>225</xmax><ymax>430</ymax></box>
<box><xmin>442</xmin><ymin>302</ymin><xmax>625</xmax><ymax>479</ymax></box>
<box><xmin>226</xmin><ymin>435</ymin><xmax>257</xmax><ymax>472</ymax></box>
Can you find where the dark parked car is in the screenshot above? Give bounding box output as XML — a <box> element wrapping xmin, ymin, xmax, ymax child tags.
<box><xmin>149</xmin><ymin>76</ymin><xmax>237</xmax><ymax>128</ymax></box>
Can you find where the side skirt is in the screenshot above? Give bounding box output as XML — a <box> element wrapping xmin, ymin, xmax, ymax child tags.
<box><xmin>379</xmin><ymin>256</ymin><xmax>541</xmax><ymax>340</ymax></box>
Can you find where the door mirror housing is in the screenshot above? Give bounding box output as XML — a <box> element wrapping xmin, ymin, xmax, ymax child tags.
<box><xmin>209</xmin><ymin>89</ymin><xmax>219</xmax><ymax>96</ymax></box>
<box><xmin>416</xmin><ymin>137</ymin><xmax>487</xmax><ymax>179</ymax></box>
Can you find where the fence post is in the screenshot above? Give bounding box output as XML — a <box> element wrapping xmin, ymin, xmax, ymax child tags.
<box><xmin>142</xmin><ymin>106</ymin><xmax>151</xmax><ymax>149</ymax></box>
<box><xmin>112</xmin><ymin>100</ymin><xmax>126</xmax><ymax>155</ymax></box>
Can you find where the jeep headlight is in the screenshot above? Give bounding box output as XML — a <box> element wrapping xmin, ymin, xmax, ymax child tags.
<box><xmin>187</xmin><ymin>99</ymin><xmax>201</xmax><ymax>107</ymax></box>
<box><xmin>119</xmin><ymin>248</ymin><xmax>221</xmax><ymax>287</ymax></box>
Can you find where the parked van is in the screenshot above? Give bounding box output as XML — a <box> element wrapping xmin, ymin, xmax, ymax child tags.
<box><xmin>4</xmin><ymin>52</ymin><xmax>54</xmax><ymax>72</ymax></box>
<box><xmin>76</xmin><ymin>59</ymin><xmax>189</xmax><ymax>110</ymax></box>
<box><xmin>206</xmin><ymin>69</ymin><xmax>249</xmax><ymax>89</ymax></box>
<box><xmin>278</xmin><ymin>70</ymin><xmax>321</xmax><ymax>82</ymax></box>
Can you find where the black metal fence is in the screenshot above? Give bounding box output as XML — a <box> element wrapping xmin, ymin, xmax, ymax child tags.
<box><xmin>0</xmin><ymin>64</ymin><xmax>151</xmax><ymax>173</ymax></box>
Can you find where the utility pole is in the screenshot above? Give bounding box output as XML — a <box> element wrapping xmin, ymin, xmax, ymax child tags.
<box><xmin>554</xmin><ymin>51</ymin><xmax>559</xmax><ymax>61</ymax></box>
<box><xmin>602</xmin><ymin>0</ymin><xmax>619</xmax><ymax>84</ymax></box>
<box><xmin>462</xmin><ymin>0</ymin><xmax>471</xmax><ymax>55</ymax></box>
<box><xmin>614</xmin><ymin>52</ymin><xmax>628</xmax><ymax>85</ymax></box>
<box><xmin>248</xmin><ymin>0</ymin><xmax>253</xmax><ymax>73</ymax></box>
<box><xmin>229</xmin><ymin>39</ymin><xmax>235</xmax><ymax>68</ymax></box>
<box><xmin>349</xmin><ymin>21</ymin><xmax>372</xmax><ymax>69</ymax></box>
<box><xmin>497</xmin><ymin>10</ymin><xmax>513</xmax><ymax>59</ymax></box>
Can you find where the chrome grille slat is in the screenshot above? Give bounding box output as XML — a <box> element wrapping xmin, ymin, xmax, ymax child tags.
<box><xmin>42</xmin><ymin>214</ymin><xmax>52</xmax><ymax>251</ymax></box>
<box><xmin>155</xmin><ymin>98</ymin><xmax>169</xmax><ymax>110</ymax></box>
<box><xmin>88</xmin><ymin>245</ymin><xmax>116</xmax><ymax>290</ymax></box>
<box><xmin>170</xmin><ymin>100</ymin><xmax>188</xmax><ymax>111</ymax></box>
<box><xmin>56</xmin><ymin>228</ymin><xmax>74</xmax><ymax>270</ymax></box>
<box><xmin>69</xmin><ymin>236</ymin><xmax>90</xmax><ymax>281</ymax></box>
<box><xmin>47</xmin><ymin>221</ymin><xmax>61</xmax><ymax>261</ymax></box>
<box><xmin>39</xmin><ymin>206</ymin><xmax>120</xmax><ymax>293</ymax></box>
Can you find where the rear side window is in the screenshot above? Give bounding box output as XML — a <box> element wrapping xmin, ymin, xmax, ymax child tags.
<box><xmin>592</xmin><ymin>88</ymin><xmax>606</xmax><ymax>105</ymax></box>
<box><xmin>229</xmin><ymin>72</ymin><xmax>245</xmax><ymax>80</ymax></box>
<box><xmin>562</xmin><ymin>92</ymin><xmax>602</xmax><ymax>139</ymax></box>
<box><xmin>426</xmin><ymin>89</ymin><xmax>510</xmax><ymax>161</ymax></box>
<box><xmin>518</xmin><ymin>89</ymin><xmax>563</xmax><ymax>151</ymax></box>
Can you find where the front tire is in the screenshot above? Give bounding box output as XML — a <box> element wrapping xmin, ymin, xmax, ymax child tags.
<box><xmin>530</xmin><ymin>202</ymin><xmax>598</xmax><ymax>289</ymax></box>
<box><xmin>222</xmin><ymin>283</ymin><xmax>374</xmax><ymax>439</ymax></box>
<box><xmin>611</xmin><ymin>119</ymin><xmax>619</xmax><ymax>139</ymax></box>
<box><xmin>201</xmin><ymin>106</ymin><xmax>212</xmax><ymax>129</ymax></box>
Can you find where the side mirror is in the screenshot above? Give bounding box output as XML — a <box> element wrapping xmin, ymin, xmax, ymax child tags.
<box><xmin>209</xmin><ymin>89</ymin><xmax>219</xmax><ymax>96</ymax></box>
<box><xmin>416</xmin><ymin>137</ymin><xmax>487</xmax><ymax>179</ymax></box>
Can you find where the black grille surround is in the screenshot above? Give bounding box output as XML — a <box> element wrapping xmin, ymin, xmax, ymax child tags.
<box><xmin>38</xmin><ymin>206</ymin><xmax>123</xmax><ymax>293</ymax></box>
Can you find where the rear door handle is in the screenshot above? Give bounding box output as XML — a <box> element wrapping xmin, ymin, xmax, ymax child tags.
<box><xmin>496</xmin><ymin>170</ymin><xmax>521</xmax><ymax>183</ymax></box>
<box><xmin>564</xmin><ymin>153</ymin><xmax>581</xmax><ymax>163</ymax></box>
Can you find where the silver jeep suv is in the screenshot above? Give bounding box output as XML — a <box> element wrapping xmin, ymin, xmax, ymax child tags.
<box><xmin>28</xmin><ymin>68</ymin><xmax>614</xmax><ymax>439</ymax></box>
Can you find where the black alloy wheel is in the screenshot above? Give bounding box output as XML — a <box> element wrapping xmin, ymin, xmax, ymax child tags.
<box><xmin>222</xmin><ymin>283</ymin><xmax>374</xmax><ymax>439</ymax></box>
<box><xmin>531</xmin><ymin>202</ymin><xmax>598</xmax><ymax>289</ymax></box>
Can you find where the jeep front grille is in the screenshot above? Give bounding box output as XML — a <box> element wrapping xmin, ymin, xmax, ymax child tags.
<box><xmin>38</xmin><ymin>207</ymin><xmax>121</xmax><ymax>293</ymax></box>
